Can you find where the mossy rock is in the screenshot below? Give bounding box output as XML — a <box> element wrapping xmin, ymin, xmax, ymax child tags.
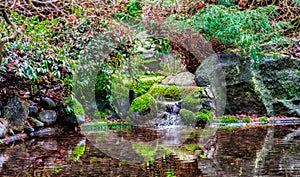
<box><xmin>148</xmin><ymin>84</ymin><xmax>186</xmax><ymax>99</ymax></box>
<box><xmin>181</xmin><ymin>87</ymin><xmax>204</xmax><ymax>112</ymax></box>
<box><xmin>179</xmin><ymin>109</ymin><xmax>197</xmax><ymax>125</ymax></box>
<box><xmin>130</xmin><ymin>93</ymin><xmax>157</xmax><ymax>114</ymax></box>
<box><xmin>63</xmin><ymin>97</ymin><xmax>85</xmax><ymax>125</ymax></box>
<box><xmin>131</xmin><ymin>75</ymin><xmax>165</xmax><ymax>96</ymax></box>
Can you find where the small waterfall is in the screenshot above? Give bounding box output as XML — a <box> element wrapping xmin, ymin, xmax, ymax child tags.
<box><xmin>151</xmin><ymin>100</ymin><xmax>183</xmax><ymax>127</ymax></box>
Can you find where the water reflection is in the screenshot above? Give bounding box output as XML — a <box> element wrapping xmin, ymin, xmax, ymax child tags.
<box><xmin>0</xmin><ymin>124</ymin><xmax>299</xmax><ymax>176</ymax></box>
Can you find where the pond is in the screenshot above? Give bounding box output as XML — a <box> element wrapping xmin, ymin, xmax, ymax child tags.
<box><xmin>0</xmin><ymin>123</ymin><xmax>300</xmax><ymax>176</ymax></box>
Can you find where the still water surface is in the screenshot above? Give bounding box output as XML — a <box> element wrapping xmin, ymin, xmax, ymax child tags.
<box><xmin>0</xmin><ymin>124</ymin><xmax>300</xmax><ymax>177</ymax></box>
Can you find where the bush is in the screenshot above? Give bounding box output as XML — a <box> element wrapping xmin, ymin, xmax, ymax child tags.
<box><xmin>260</xmin><ymin>116</ymin><xmax>268</xmax><ymax>122</ymax></box>
<box><xmin>179</xmin><ymin>109</ymin><xmax>197</xmax><ymax>125</ymax></box>
<box><xmin>242</xmin><ymin>116</ymin><xmax>251</xmax><ymax>123</ymax></box>
<box><xmin>221</xmin><ymin>115</ymin><xmax>239</xmax><ymax>123</ymax></box>
<box><xmin>197</xmin><ymin>109</ymin><xmax>213</xmax><ymax>124</ymax></box>
<box><xmin>182</xmin><ymin>5</ymin><xmax>291</xmax><ymax>54</ymax></box>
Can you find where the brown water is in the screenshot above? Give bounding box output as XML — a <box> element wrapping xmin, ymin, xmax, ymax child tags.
<box><xmin>0</xmin><ymin>124</ymin><xmax>300</xmax><ymax>177</ymax></box>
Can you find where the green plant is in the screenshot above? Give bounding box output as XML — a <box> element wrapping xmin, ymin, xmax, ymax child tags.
<box><xmin>197</xmin><ymin>109</ymin><xmax>213</xmax><ymax>123</ymax></box>
<box><xmin>148</xmin><ymin>84</ymin><xmax>182</xmax><ymax>99</ymax></box>
<box><xmin>182</xmin><ymin>5</ymin><xmax>291</xmax><ymax>54</ymax></box>
<box><xmin>184</xmin><ymin>143</ymin><xmax>199</xmax><ymax>151</ymax></box>
<box><xmin>297</xmin><ymin>71</ymin><xmax>300</xmax><ymax>76</ymax></box>
<box><xmin>130</xmin><ymin>93</ymin><xmax>157</xmax><ymax>113</ymax></box>
<box><xmin>181</xmin><ymin>87</ymin><xmax>204</xmax><ymax>112</ymax></box>
<box><xmin>242</xmin><ymin>116</ymin><xmax>251</xmax><ymax>123</ymax></box>
<box><xmin>221</xmin><ymin>115</ymin><xmax>239</xmax><ymax>123</ymax></box>
<box><xmin>260</xmin><ymin>116</ymin><xmax>268</xmax><ymax>122</ymax></box>
<box><xmin>126</xmin><ymin>0</ymin><xmax>143</xmax><ymax>17</ymax></box>
<box><xmin>179</xmin><ymin>109</ymin><xmax>197</xmax><ymax>125</ymax></box>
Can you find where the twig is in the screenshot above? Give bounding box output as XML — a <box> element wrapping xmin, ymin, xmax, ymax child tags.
<box><xmin>0</xmin><ymin>9</ymin><xmax>20</xmax><ymax>64</ymax></box>
<box><xmin>32</xmin><ymin>0</ymin><xmax>59</xmax><ymax>4</ymax></box>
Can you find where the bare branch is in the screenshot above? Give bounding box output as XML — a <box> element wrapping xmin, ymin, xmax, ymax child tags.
<box><xmin>32</xmin><ymin>0</ymin><xmax>59</xmax><ymax>4</ymax></box>
<box><xmin>0</xmin><ymin>9</ymin><xmax>20</xmax><ymax>43</ymax></box>
<box><xmin>0</xmin><ymin>8</ymin><xmax>20</xmax><ymax>64</ymax></box>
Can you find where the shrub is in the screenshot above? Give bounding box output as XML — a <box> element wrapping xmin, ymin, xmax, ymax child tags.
<box><xmin>179</xmin><ymin>109</ymin><xmax>197</xmax><ymax>125</ymax></box>
<box><xmin>221</xmin><ymin>115</ymin><xmax>239</xmax><ymax>123</ymax></box>
<box><xmin>260</xmin><ymin>116</ymin><xmax>268</xmax><ymax>122</ymax></box>
<box><xmin>182</xmin><ymin>5</ymin><xmax>291</xmax><ymax>54</ymax></box>
<box><xmin>197</xmin><ymin>109</ymin><xmax>213</xmax><ymax>124</ymax></box>
<box><xmin>242</xmin><ymin>116</ymin><xmax>251</xmax><ymax>123</ymax></box>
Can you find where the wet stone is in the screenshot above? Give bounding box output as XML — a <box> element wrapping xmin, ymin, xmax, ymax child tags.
<box><xmin>0</xmin><ymin>122</ymin><xmax>7</xmax><ymax>138</ymax></box>
<box><xmin>37</xmin><ymin>110</ymin><xmax>57</xmax><ymax>126</ymax></box>
<box><xmin>28</xmin><ymin>105</ymin><xmax>39</xmax><ymax>116</ymax></box>
<box><xmin>41</xmin><ymin>97</ymin><xmax>56</xmax><ymax>109</ymax></box>
<box><xmin>28</xmin><ymin>118</ymin><xmax>44</xmax><ymax>127</ymax></box>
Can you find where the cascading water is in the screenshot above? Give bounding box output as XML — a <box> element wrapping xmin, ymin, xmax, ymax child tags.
<box><xmin>151</xmin><ymin>100</ymin><xmax>183</xmax><ymax>127</ymax></box>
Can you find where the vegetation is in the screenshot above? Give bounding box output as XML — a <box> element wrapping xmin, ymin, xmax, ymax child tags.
<box><xmin>242</xmin><ymin>116</ymin><xmax>251</xmax><ymax>123</ymax></box>
<box><xmin>148</xmin><ymin>84</ymin><xmax>183</xmax><ymax>99</ymax></box>
<box><xmin>260</xmin><ymin>116</ymin><xmax>268</xmax><ymax>122</ymax></box>
<box><xmin>179</xmin><ymin>109</ymin><xmax>197</xmax><ymax>125</ymax></box>
<box><xmin>197</xmin><ymin>109</ymin><xmax>213</xmax><ymax>124</ymax></box>
<box><xmin>181</xmin><ymin>87</ymin><xmax>204</xmax><ymax>112</ymax></box>
<box><xmin>130</xmin><ymin>93</ymin><xmax>156</xmax><ymax>113</ymax></box>
<box><xmin>221</xmin><ymin>115</ymin><xmax>239</xmax><ymax>123</ymax></box>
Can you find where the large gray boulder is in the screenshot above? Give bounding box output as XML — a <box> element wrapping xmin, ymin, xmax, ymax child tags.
<box><xmin>161</xmin><ymin>72</ymin><xmax>196</xmax><ymax>86</ymax></box>
<box><xmin>195</xmin><ymin>53</ymin><xmax>300</xmax><ymax>116</ymax></box>
<box><xmin>2</xmin><ymin>96</ymin><xmax>29</xmax><ymax>131</ymax></box>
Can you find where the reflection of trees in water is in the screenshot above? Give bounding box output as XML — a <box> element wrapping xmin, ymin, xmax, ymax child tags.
<box><xmin>200</xmin><ymin>125</ymin><xmax>300</xmax><ymax>176</ymax></box>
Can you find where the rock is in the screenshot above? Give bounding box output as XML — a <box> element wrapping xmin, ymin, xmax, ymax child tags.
<box><xmin>195</xmin><ymin>53</ymin><xmax>300</xmax><ymax>116</ymax></box>
<box><xmin>28</xmin><ymin>105</ymin><xmax>39</xmax><ymax>116</ymax></box>
<box><xmin>2</xmin><ymin>96</ymin><xmax>29</xmax><ymax>131</ymax></box>
<box><xmin>28</xmin><ymin>118</ymin><xmax>44</xmax><ymax>127</ymax></box>
<box><xmin>161</xmin><ymin>72</ymin><xmax>196</xmax><ymax>86</ymax></box>
<box><xmin>57</xmin><ymin>99</ymin><xmax>85</xmax><ymax>126</ymax></box>
<box><xmin>0</xmin><ymin>122</ymin><xmax>7</xmax><ymax>138</ymax></box>
<box><xmin>24</xmin><ymin>125</ymin><xmax>35</xmax><ymax>134</ymax></box>
<box><xmin>41</xmin><ymin>97</ymin><xmax>56</xmax><ymax>109</ymax></box>
<box><xmin>37</xmin><ymin>110</ymin><xmax>57</xmax><ymax>126</ymax></box>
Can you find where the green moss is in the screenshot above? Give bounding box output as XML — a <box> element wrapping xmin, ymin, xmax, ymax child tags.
<box><xmin>242</xmin><ymin>116</ymin><xmax>251</xmax><ymax>123</ymax></box>
<box><xmin>297</xmin><ymin>71</ymin><xmax>300</xmax><ymax>76</ymax></box>
<box><xmin>131</xmin><ymin>141</ymin><xmax>157</xmax><ymax>162</ymax></box>
<box><xmin>130</xmin><ymin>93</ymin><xmax>156</xmax><ymax>112</ymax></box>
<box><xmin>148</xmin><ymin>84</ymin><xmax>183</xmax><ymax>99</ymax></box>
<box><xmin>197</xmin><ymin>109</ymin><xmax>213</xmax><ymax>123</ymax></box>
<box><xmin>220</xmin><ymin>126</ymin><xmax>236</xmax><ymax>131</ymax></box>
<box><xmin>92</xmin><ymin>110</ymin><xmax>108</xmax><ymax>119</ymax></box>
<box><xmin>260</xmin><ymin>116</ymin><xmax>268</xmax><ymax>122</ymax></box>
<box><xmin>73</xmin><ymin>100</ymin><xmax>84</xmax><ymax>115</ymax></box>
<box><xmin>179</xmin><ymin>109</ymin><xmax>196</xmax><ymax>125</ymax></box>
<box><xmin>182</xmin><ymin>87</ymin><xmax>204</xmax><ymax>112</ymax></box>
<box><xmin>131</xmin><ymin>76</ymin><xmax>165</xmax><ymax>95</ymax></box>
<box><xmin>71</xmin><ymin>140</ymin><xmax>86</xmax><ymax>161</ymax></box>
<box><xmin>64</xmin><ymin>97</ymin><xmax>84</xmax><ymax>115</ymax></box>
<box><xmin>221</xmin><ymin>115</ymin><xmax>239</xmax><ymax>123</ymax></box>
<box><xmin>184</xmin><ymin>143</ymin><xmax>199</xmax><ymax>151</ymax></box>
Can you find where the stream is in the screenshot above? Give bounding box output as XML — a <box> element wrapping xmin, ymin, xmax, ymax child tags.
<box><xmin>0</xmin><ymin>123</ymin><xmax>300</xmax><ymax>176</ymax></box>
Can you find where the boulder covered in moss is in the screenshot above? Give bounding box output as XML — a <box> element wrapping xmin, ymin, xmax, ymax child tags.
<box><xmin>58</xmin><ymin>97</ymin><xmax>85</xmax><ymax>126</ymax></box>
<box><xmin>181</xmin><ymin>87</ymin><xmax>204</xmax><ymax>112</ymax></box>
<box><xmin>148</xmin><ymin>84</ymin><xmax>185</xmax><ymax>100</ymax></box>
<box><xmin>179</xmin><ymin>109</ymin><xmax>196</xmax><ymax>125</ymax></box>
<box><xmin>129</xmin><ymin>93</ymin><xmax>157</xmax><ymax>125</ymax></box>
